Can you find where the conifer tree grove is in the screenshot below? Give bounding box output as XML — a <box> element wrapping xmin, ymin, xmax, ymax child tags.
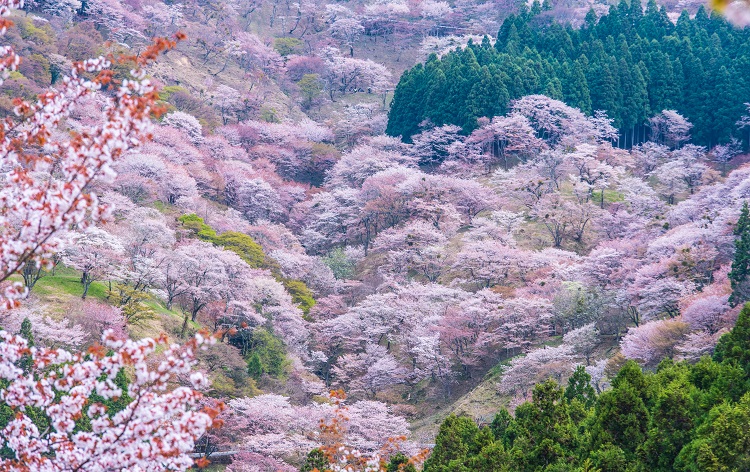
<box><xmin>387</xmin><ymin>0</ymin><xmax>750</xmax><ymax>148</ymax></box>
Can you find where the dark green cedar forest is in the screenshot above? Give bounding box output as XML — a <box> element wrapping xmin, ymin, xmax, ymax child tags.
<box><xmin>387</xmin><ymin>0</ymin><xmax>750</xmax><ymax>148</ymax></box>
<box><xmin>419</xmin><ymin>304</ymin><xmax>750</xmax><ymax>472</ymax></box>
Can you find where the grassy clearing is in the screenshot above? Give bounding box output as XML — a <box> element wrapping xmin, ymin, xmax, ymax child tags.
<box><xmin>31</xmin><ymin>266</ymin><xmax>109</xmax><ymax>302</ymax></box>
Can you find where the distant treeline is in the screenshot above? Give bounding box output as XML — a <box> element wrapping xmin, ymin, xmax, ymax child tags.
<box><xmin>387</xmin><ymin>0</ymin><xmax>750</xmax><ymax>148</ymax></box>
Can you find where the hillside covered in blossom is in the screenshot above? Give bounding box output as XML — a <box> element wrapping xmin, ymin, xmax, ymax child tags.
<box><xmin>1</xmin><ymin>0</ymin><xmax>750</xmax><ymax>470</ymax></box>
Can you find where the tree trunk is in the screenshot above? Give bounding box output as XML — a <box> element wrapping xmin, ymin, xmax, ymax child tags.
<box><xmin>181</xmin><ymin>312</ymin><xmax>189</xmax><ymax>338</ymax></box>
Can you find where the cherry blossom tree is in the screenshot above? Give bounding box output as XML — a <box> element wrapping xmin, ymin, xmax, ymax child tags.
<box><xmin>710</xmin><ymin>138</ymin><xmax>742</xmax><ymax>174</ymax></box>
<box><xmin>629</xmin><ymin>271</ymin><xmax>694</xmax><ymax>322</ymax></box>
<box><xmin>329</xmin><ymin>17</ymin><xmax>365</xmax><ymax>57</ymax></box>
<box><xmin>563</xmin><ymin>323</ymin><xmax>600</xmax><ymax>365</ymax></box>
<box><xmin>236</xmin><ymin>178</ymin><xmax>286</xmax><ymax>223</ymax></box>
<box><xmin>0</xmin><ymin>303</ymin><xmax>86</xmax><ymax>349</ymax></box>
<box><xmin>332</xmin><ymin>344</ymin><xmax>407</xmax><ymax>398</ymax></box>
<box><xmin>620</xmin><ymin>318</ymin><xmax>691</xmax><ymax>366</ymax></box>
<box><xmin>320</xmin><ymin>48</ymin><xmax>392</xmax><ymax>100</ymax></box>
<box><xmin>738</xmin><ymin>103</ymin><xmax>750</xmax><ymax>130</ymax></box>
<box><xmin>0</xmin><ymin>6</ymin><xmax>221</xmax><ymax>468</ymax></box>
<box><xmin>510</xmin><ymin>95</ymin><xmax>615</xmax><ymax>147</ymax></box>
<box><xmin>370</xmin><ymin>222</ymin><xmax>448</xmax><ymax>282</ymax></box>
<box><xmin>326</xmin><ymin>145</ymin><xmax>417</xmax><ymax>188</ymax></box>
<box><xmin>163</xmin><ymin>111</ymin><xmax>204</xmax><ymax>144</ymax></box>
<box><xmin>497</xmin><ymin>345</ymin><xmax>573</xmax><ymax>400</ymax></box>
<box><xmin>649</xmin><ymin>110</ymin><xmax>692</xmax><ymax>149</ymax></box>
<box><xmin>67</xmin><ymin>300</ymin><xmax>127</xmax><ymax>344</ymax></box>
<box><xmin>0</xmin><ymin>329</ymin><xmax>222</xmax><ymax>470</ymax></box>
<box><xmin>410</xmin><ymin>124</ymin><xmax>463</xmax><ymax>168</ymax></box>
<box><xmin>450</xmin><ymin>240</ymin><xmax>523</xmax><ymax>289</ymax></box>
<box><xmin>532</xmin><ymin>194</ymin><xmax>600</xmax><ymax>247</ymax></box>
<box><xmin>63</xmin><ymin>228</ymin><xmax>125</xmax><ymax>299</ymax></box>
<box><xmin>723</xmin><ymin>2</ymin><xmax>750</xmax><ymax>26</ymax></box>
<box><xmin>466</xmin><ymin>114</ymin><xmax>545</xmax><ymax>170</ymax></box>
<box><xmin>681</xmin><ymin>294</ymin><xmax>731</xmax><ymax>335</ymax></box>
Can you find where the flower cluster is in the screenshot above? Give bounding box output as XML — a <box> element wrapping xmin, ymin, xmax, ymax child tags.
<box><xmin>0</xmin><ymin>329</ymin><xmax>223</xmax><ymax>471</ymax></box>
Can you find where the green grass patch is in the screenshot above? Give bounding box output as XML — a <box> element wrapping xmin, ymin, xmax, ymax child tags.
<box><xmin>31</xmin><ymin>266</ymin><xmax>109</xmax><ymax>301</ymax></box>
<box><xmin>592</xmin><ymin>189</ymin><xmax>624</xmax><ymax>204</ymax></box>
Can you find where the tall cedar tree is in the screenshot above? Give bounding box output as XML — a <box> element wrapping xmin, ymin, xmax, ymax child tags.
<box><xmin>729</xmin><ymin>202</ymin><xmax>750</xmax><ymax>306</ymax></box>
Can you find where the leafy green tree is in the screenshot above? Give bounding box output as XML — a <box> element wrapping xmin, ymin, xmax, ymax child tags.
<box><xmin>298</xmin><ymin>74</ymin><xmax>323</xmax><ymax>110</ymax></box>
<box><xmin>387</xmin><ymin>452</ymin><xmax>417</xmax><ymax>472</ymax></box>
<box><xmin>247</xmin><ymin>352</ymin><xmax>263</xmax><ymax>380</ymax></box>
<box><xmin>274</xmin><ymin>37</ymin><xmax>303</xmax><ymax>57</ymax></box>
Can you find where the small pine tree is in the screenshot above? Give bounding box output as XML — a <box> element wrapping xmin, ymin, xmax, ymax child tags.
<box><xmin>713</xmin><ymin>303</ymin><xmax>750</xmax><ymax>375</ymax></box>
<box><xmin>18</xmin><ymin>317</ymin><xmax>34</xmax><ymax>347</ymax></box>
<box><xmin>300</xmin><ymin>448</ymin><xmax>329</xmax><ymax>472</ymax></box>
<box><xmin>17</xmin><ymin>317</ymin><xmax>34</xmax><ymax>373</ymax></box>
<box><xmin>247</xmin><ymin>352</ymin><xmax>264</xmax><ymax>380</ymax></box>
<box><xmin>729</xmin><ymin>202</ymin><xmax>750</xmax><ymax>306</ymax></box>
<box><xmin>564</xmin><ymin>365</ymin><xmax>597</xmax><ymax>407</ymax></box>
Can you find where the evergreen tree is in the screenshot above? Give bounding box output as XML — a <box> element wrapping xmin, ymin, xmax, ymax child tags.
<box><xmin>423</xmin><ymin>415</ymin><xmax>480</xmax><ymax>472</ymax></box>
<box><xmin>590</xmin><ymin>361</ymin><xmax>650</xmax><ymax>458</ymax></box>
<box><xmin>713</xmin><ymin>303</ymin><xmax>750</xmax><ymax>375</ymax></box>
<box><xmin>247</xmin><ymin>352</ymin><xmax>263</xmax><ymax>380</ymax></box>
<box><xmin>729</xmin><ymin>202</ymin><xmax>750</xmax><ymax>306</ymax></box>
<box><xmin>564</xmin><ymin>365</ymin><xmax>597</xmax><ymax>407</ymax></box>
<box><xmin>415</xmin><ymin>307</ymin><xmax>750</xmax><ymax>472</ymax></box>
<box><xmin>17</xmin><ymin>317</ymin><xmax>34</xmax><ymax>373</ymax></box>
<box><xmin>300</xmin><ymin>449</ymin><xmax>328</xmax><ymax>472</ymax></box>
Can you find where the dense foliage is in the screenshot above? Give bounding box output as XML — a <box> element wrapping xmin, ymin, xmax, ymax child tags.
<box><xmin>423</xmin><ymin>304</ymin><xmax>750</xmax><ymax>472</ymax></box>
<box><xmin>4</xmin><ymin>0</ymin><xmax>750</xmax><ymax>468</ymax></box>
<box><xmin>387</xmin><ymin>0</ymin><xmax>750</xmax><ymax>148</ymax></box>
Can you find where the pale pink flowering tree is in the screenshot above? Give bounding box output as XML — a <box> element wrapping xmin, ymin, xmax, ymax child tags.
<box><xmin>0</xmin><ymin>302</ymin><xmax>87</xmax><ymax>349</ymax></box>
<box><xmin>620</xmin><ymin>318</ymin><xmax>691</xmax><ymax>366</ymax></box>
<box><xmin>329</xmin><ymin>17</ymin><xmax>365</xmax><ymax>56</ymax></box>
<box><xmin>497</xmin><ymin>344</ymin><xmax>574</xmax><ymax>400</ymax></box>
<box><xmin>62</xmin><ymin>227</ymin><xmax>125</xmax><ymax>299</ymax></box>
<box><xmin>466</xmin><ymin>113</ymin><xmax>545</xmax><ymax>171</ymax></box>
<box><xmin>649</xmin><ymin>110</ymin><xmax>692</xmax><ymax>149</ymax></box>
<box><xmin>738</xmin><ymin>103</ymin><xmax>750</xmax><ymax>130</ymax></box>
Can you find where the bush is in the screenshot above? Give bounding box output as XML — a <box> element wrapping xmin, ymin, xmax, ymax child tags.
<box><xmin>281</xmin><ymin>278</ymin><xmax>316</xmax><ymax>315</ymax></box>
<box><xmin>273</xmin><ymin>37</ymin><xmax>303</xmax><ymax>57</ymax></box>
<box><xmin>229</xmin><ymin>327</ymin><xmax>288</xmax><ymax>379</ymax></box>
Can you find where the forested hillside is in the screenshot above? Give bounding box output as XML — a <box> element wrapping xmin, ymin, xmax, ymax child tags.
<box><xmin>0</xmin><ymin>0</ymin><xmax>750</xmax><ymax>470</ymax></box>
<box><xmin>421</xmin><ymin>304</ymin><xmax>750</xmax><ymax>471</ymax></box>
<box><xmin>388</xmin><ymin>0</ymin><xmax>750</xmax><ymax>148</ymax></box>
